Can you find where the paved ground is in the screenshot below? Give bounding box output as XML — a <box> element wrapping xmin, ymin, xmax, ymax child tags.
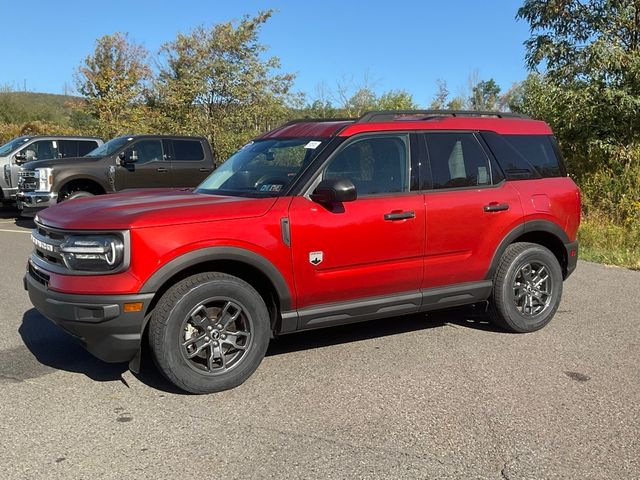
<box><xmin>0</xmin><ymin>205</ymin><xmax>638</xmax><ymax>479</ymax></box>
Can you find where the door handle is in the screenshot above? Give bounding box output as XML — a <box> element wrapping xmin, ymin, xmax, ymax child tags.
<box><xmin>483</xmin><ymin>202</ymin><xmax>509</xmax><ymax>212</ymax></box>
<box><xmin>384</xmin><ymin>211</ymin><xmax>416</xmax><ymax>221</ymax></box>
<box><xmin>156</xmin><ymin>167</ymin><xmax>169</xmax><ymax>173</ymax></box>
<box><xmin>199</xmin><ymin>168</ymin><xmax>212</xmax><ymax>172</ymax></box>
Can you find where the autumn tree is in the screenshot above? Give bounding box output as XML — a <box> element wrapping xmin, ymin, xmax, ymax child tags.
<box><xmin>516</xmin><ymin>0</ymin><xmax>640</xmax><ymax>224</ymax></box>
<box><xmin>75</xmin><ymin>33</ymin><xmax>152</xmax><ymax>138</ymax></box>
<box><xmin>156</xmin><ymin>11</ymin><xmax>297</xmax><ymax>160</ymax></box>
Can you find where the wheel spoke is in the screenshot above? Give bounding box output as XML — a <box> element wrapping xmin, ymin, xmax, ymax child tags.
<box><xmin>185</xmin><ymin>336</ymin><xmax>210</xmax><ymax>359</ymax></box>
<box><xmin>223</xmin><ymin>331</ymin><xmax>251</xmax><ymax>350</ymax></box>
<box><xmin>219</xmin><ymin>301</ymin><xmax>242</xmax><ymax>328</ymax></box>
<box><xmin>190</xmin><ymin>305</ymin><xmax>210</xmax><ymax>327</ymax></box>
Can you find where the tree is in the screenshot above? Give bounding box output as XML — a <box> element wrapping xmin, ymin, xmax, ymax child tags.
<box><xmin>516</xmin><ymin>0</ymin><xmax>640</xmax><ymax>224</ymax></box>
<box><xmin>429</xmin><ymin>79</ymin><xmax>449</xmax><ymax>109</ymax></box>
<box><xmin>156</xmin><ymin>11</ymin><xmax>297</xmax><ymax>160</ymax></box>
<box><xmin>469</xmin><ymin>79</ymin><xmax>501</xmax><ymax>110</ymax></box>
<box><xmin>376</xmin><ymin>89</ymin><xmax>417</xmax><ymax>110</ymax></box>
<box><xmin>75</xmin><ymin>33</ymin><xmax>152</xmax><ymax>138</ymax></box>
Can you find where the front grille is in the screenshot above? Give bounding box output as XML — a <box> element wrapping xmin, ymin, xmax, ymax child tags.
<box><xmin>18</xmin><ymin>170</ymin><xmax>37</xmax><ymax>193</ymax></box>
<box><xmin>31</xmin><ymin>222</ymin><xmax>67</xmax><ymax>269</ymax></box>
<box><xmin>28</xmin><ymin>261</ymin><xmax>50</xmax><ymax>287</ymax></box>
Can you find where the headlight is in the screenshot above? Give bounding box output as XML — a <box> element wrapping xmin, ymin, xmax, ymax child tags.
<box><xmin>36</xmin><ymin>168</ymin><xmax>53</xmax><ymax>192</ymax></box>
<box><xmin>59</xmin><ymin>235</ymin><xmax>124</xmax><ymax>271</ymax></box>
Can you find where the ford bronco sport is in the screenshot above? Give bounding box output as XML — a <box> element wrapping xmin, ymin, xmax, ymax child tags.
<box><xmin>24</xmin><ymin>110</ymin><xmax>580</xmax><ymax>394</ymax></box>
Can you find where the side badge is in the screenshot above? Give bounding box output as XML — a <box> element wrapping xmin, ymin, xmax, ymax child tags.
<box><xmin>309</xmin><ymin>251</ymin><xmax>323</xmax><ymax>266</ymax></box>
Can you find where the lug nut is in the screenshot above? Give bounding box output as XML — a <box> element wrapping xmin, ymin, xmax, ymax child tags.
<box><xmin>207</xmin><ymin>326</ymin><xmax>213</xmax><ymax>331</ymax></box>
<box><xmin>221</xmin><ymin>334</ymin><xmax>226</xmax><ymax>340</ymax></box>
<box><xmin>213</xmin><ymin>341</ymin><xmax>219</xmax><ymax>346</ymax></box>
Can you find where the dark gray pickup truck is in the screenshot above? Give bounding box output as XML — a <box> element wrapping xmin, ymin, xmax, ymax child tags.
<box><xmin>17</xmin><ymin>135</ymin><xmax>215</xmax><ymax>216</ymax></box>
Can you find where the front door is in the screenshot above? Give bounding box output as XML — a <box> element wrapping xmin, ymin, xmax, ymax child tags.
<box><xmin>117</xmin><ymin>139</ymin><xmax>171</xmax><ymax>189</ymax></box>
<box><xmin>288</xmin><ymin>133</ymin><xmax>425</xmax><ymax>309</ymax></box>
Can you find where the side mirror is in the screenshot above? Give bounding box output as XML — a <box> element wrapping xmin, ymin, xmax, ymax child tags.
<box><xmin>15</xmin><ymin>149</ymin><xmax>35</xmax><ymax>165</ymax></box>
<box><xmin>310</xmin><ymin>177</ymin><xmax>357</xmax><ymax>204</ymax></box>
<box><xmin>118</xmin><ymin>149</ymin><xmax>138</xmax><ymax>166</ymax></box>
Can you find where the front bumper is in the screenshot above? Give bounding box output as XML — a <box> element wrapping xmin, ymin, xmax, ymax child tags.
<box><xmin>24</xmin><ymin>267</ymin><xmax>154</xmax><ymax>363</ymax></box>
<box><xmin>17</xmin><ymin>191</ymin><xmax>57</xmax><ymax>216</ymax></box>
<box><xmin>564</xmin><ymin>240</ymin><xmax>579</xmax><ymax>279</ymax></box>
<box><xmin>1</xmin><ymin>186</ymin><xmax>18</xmax><ymax>202</ymax></box>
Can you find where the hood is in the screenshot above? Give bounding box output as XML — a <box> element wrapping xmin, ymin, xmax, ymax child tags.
<box><xmin>37</xmin><ymin>189</ymin><xmax>278</xmax><ymax>230</ymax></box>
<box><xmin>21</xmin><ymin>156</ymin><xmax>105</xmax><ymax>170</ymax></box>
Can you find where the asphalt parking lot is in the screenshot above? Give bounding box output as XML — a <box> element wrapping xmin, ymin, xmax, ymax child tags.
<box><xmin>0</xmin><ymin>205</ymin><xmax>638</xmax><ymax>480</ymax></box>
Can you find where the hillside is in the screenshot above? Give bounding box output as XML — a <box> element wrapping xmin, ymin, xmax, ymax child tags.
<box><xmin>0</xmin><ymin>91</ymin><xmax>84</xmax><ymax>125</ymax></box>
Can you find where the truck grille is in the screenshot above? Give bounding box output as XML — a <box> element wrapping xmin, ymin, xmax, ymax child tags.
<box><xmin>18</xmin><ymin>170</ymin><xmax>37</xmax><ymax>193</ymax></box>
<box><xmin>28</xmin><ymin>261</ymin><xmax>50</xmax><ymax>287</ymax></box>
<box><xmin>31</xmin><ymin>222</ymin><xmax>66</xmax><ymax>268</ymax></box>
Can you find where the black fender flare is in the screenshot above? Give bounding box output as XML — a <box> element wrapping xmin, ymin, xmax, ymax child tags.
<box><xmin>485</xmin><ymin>220</ymin><xmax>569</xmax><ymax>280</ymax></box>
<box><xmin>139</xmin><ymin>246</ymin><xmax>293</xmax><ymax>311</ymax></box>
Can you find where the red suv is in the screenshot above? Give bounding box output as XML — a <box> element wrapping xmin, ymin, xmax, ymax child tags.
<box><xmin>24</xmin><ymin>110</ymin><xmax>580</xmax><ymax>393</ymax></box>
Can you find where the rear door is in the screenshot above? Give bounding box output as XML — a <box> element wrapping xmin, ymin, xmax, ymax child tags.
<box><xmin>288</xmin><ymin>133</ymin><xmax>425</xmax><ymax>309</ymax></box>
<box><xmin>169</xmin><ymin>138</ymin><xmax>213</xmax><ymax>187</ymax></box>
<box><xmin>420</xmin><ymin>132</ymin><xmax>524</xmax><ymax>288</ymax></box>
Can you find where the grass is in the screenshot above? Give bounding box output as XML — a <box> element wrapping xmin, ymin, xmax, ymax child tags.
<box><xmin>578</xmin><ymin>214</ymin><xmax>640</xmax><ymax>270</ymax></box>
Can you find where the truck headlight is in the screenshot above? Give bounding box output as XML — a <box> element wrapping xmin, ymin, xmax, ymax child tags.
<box><xmin>36</xmin><ymin>168</ymin><xmax>53</xmax><ymax>192</ymax></box>
<box><xmin>60</xmin><ymin>235</ymin><xmax>125</xmax><ymax>271</ymax></box>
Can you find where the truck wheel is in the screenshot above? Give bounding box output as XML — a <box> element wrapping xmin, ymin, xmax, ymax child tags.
<box><xmin>64</xmin><ymin>191</ymin><xmax>94</xmax><ymax>201</ymax></box>
<box><xmin>148</xmin><ymin>272</ymin><xmax>270</xmax><ymax>394</ymax></box>
<box><xmin>488</xmin><ymin>242</ymin><xmax>563</xmax><ymax>333</ymax></box>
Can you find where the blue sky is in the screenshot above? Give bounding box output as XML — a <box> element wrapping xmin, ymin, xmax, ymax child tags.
<box><xmin>0</xmin><ymin>0</ymin><xmax>532</xmax><ymax>107</ymax></box>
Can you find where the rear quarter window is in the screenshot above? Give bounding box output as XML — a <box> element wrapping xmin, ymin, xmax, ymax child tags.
<box><xmin>482</xmin><ymin>133</ymin><xmax>565</xmax><ymax>179</ymax></box>
<box><xmin>172</xmin><ymin>140</ymin><xmax>205</xmax><ymax>161</ymax></box>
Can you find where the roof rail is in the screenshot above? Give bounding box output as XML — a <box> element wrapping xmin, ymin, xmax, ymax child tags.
<box><xmin>357</xmin><ymin>110</ymin><xmax>529</xmax><ymax>123</ymax></box>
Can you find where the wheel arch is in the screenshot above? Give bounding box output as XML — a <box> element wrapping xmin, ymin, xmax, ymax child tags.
<box><xmin>487</xmin><ymin>220</ymin><xmax>570</xmax><ymax>280</ymax></box>
<box><xmin>58</xmin><ymin>176</ymin><xmax>107</xmax><ymax>200</ymax></box>
<box><xmin>139</xmin><ymin>247</ymin><xmax>293</xmax><ymax>332</ymax></box>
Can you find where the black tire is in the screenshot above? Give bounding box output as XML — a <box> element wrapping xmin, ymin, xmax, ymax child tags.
<box><xmin>149</xmin><ymin>272</ymin><xmax>270</xmax><ymax>394</ymax></box>
<box><xmin>65</xmin><ymin>190</ymin><xmax>94</xmax><ymax>201</ymax></box>
<box><xmin>488</xmin><ymin>242</ymin><xmax>563</xmax><ymax>333</ymax></box>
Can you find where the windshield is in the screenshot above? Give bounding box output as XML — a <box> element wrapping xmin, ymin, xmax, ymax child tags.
<box><xmin>85</xmin><ymin>136</ymin><xmax>132</xmax><ymax>157</ymax></box>
<box><xmin>0</xmin><ymin>136</ymin><xmax>31</xmax><ymax>156</ymax></box>
<box><xmin>196</xmin><ymin>138</ymin><xmax>325</xmax><ymax>197</ymax></box>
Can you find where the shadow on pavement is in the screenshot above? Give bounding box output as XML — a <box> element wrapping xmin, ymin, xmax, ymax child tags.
<box><xmin>0</xmin><ymin>205</ymin><xmax>34</xmax><ymax>229</ymax></box>
<box><xmin>267</xmin><ymin>303</ymin><xmax>502</xmax><ymax>356</ymax></box>
<box><xmin>19</xmin><ymin>303</ymin><xmax>503</xmax><ymax>392</ymax></box>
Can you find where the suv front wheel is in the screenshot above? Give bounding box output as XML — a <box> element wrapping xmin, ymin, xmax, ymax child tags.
<box><xmin>149</xmin><ymin>272</ymin><xmax>270</xmax><ymax>394</ymax></box>
<box><xmin>488</xmin><ymin>242</ymin><xmax>563</xmax><ymax>333</ymax></box>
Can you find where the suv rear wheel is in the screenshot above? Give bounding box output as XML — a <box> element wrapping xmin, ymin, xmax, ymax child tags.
<box><xmin>488</xmin><ymin>242</ymin><xmax>563</xmax><ymax>333</ymax></box>
<box><xmin>149</xmin><ymin>272</ymin><xmax>270</xmax><ymax>394</ymax></box>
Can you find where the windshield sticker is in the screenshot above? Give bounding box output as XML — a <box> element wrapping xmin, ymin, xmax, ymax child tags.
<box><xmin>52</xmin><ymin>141</ymin><xmax>57</xmax><ymax>148</ymax></box>
<box><xmin>259</xmin><ymin>184</ymin><xmax>282</xmax><ymax>192</ymax></box>
<box><xmin>304</xmin><ymin>141</ymin><xmax>322</xmax><ymax>149</ymax></box>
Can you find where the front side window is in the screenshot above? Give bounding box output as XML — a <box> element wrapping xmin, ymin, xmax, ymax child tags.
<box><xmin>78</xmin><ymin>141</ymin><xmax>99</xmax><ymax>156</ymax></box>
<box><xmin>323</xmin><ymin>135</ymin><xmax>410</xmax><ymax>195</ymax></box>
<box><xmin>426</xmin><ymin>133</ymin><xmax>491</xmax><ymax>189</ymax></box>
<box><xmin>132</xmin><ymin>140</ymin><xmax>163</xmax><ymax>164</ymax></box>
<box><xmin>197</xmin><ymin>138</ymin><xmax>323</xmax><ymax>197</ymax></box>
<box><xmin>21</xmin><ymin>140</ymin><xmax>59</xmax><ymax>161</ymax></box>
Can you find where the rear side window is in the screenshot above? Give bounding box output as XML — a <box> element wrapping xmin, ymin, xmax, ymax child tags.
<box><xmin>172</xmin><ymin>140</ymin><xmax>204</xmax><ymax>161</ymax></box>
<box><xmin>58</xmin><ymin>140</ymin><xmax>78</xmax><ymax>158</ymax></box>
<box><xmin>482</xmin><ymin>133</ymin><xmax>565</xmax><ymax>179</ymax></box>
<box><xmin>425</xmin><ymin>133</ymin><xmax>492</xmax><ymax>189</ymax></box>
